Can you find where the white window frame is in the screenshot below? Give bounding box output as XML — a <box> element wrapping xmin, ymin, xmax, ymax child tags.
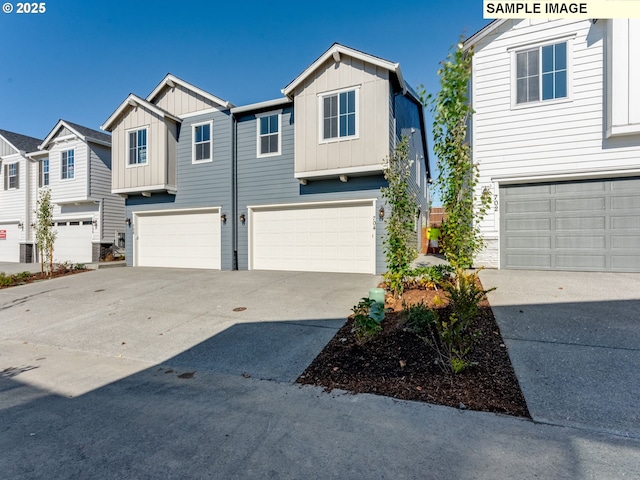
<box><xmin>192</xmin><ymin>121</ymin><xmax>213</xmax><ymax>164</ymax></box>
<box><xmin>256</xmin><ymin>113</ymin><xmax>281</xmax><ymax>158</ymax></box>
<box><xmin>126</xmin><ymin>126</ymin><xmax>149</xmax><ymax>167</ymax></box>
<box><xmin>318</xmin><ymin>86</ymin><xmax>360</xmax><ymax>144</ymax></box>
<box><xmin>40</xmin><ymin>158</ymin><xmax>49</xmax><ymax>187</ymax></box>
<box><xmin>510</xmin><ymin>37</ymin><xmax>573</xmax><ymax>110</ymax></box>
<box><xmin>61</xmin><ymin>149</ymin><xmax>75</xmax><ymax>180</ymax></box>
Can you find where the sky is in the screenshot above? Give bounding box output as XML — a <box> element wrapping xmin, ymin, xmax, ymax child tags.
<box><xmin>0</xmin><ymin>0</ymin><xmax>491</xmax><ymax>201</ymax></box>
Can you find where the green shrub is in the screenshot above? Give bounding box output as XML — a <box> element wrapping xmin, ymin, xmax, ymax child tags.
<box><xmin>404</xmin><ymin>300</ymin><xmax>437</xmax><ymax>334</ymax></box>
<box><xmin>351</xmin><ymin>297</ymin><xmax>384</xmax><ymax>344</ymax></box>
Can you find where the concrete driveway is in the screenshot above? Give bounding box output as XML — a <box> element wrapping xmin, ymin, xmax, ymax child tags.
<box><xmin>480</xmin><ymin>269</ymin><xmax>640</xmax><ymax>438</ymax></box>
<box><xmin>1</xmin><ymin>267</ymin><xmax>639</xmax><ymax>479</ymax></box>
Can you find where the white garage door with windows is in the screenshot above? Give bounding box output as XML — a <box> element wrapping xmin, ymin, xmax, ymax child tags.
<box><xmin>250</xmin><ymin>200</ymin><xmax>375</xmax><ymax>274</ymax></box>
<box><xmin>53</xmin><ymin>221</ymin><xmax>93</xmax><ymax>264</ymax></box>
<box><xmin>0</xmin><ymin>223</ymin><xmax>20</xmax><ymax>262</ymax></box>
<box><xmin>135</xmin><ymin>208</ymin><xmax>221</xmax><ymax>269</ymax></box>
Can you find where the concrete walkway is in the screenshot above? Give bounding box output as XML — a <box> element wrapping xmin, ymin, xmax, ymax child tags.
<box><xmin>480</xmin><ymin>269</ymin><xmax>640</xmax><ymax>439</ymax></box>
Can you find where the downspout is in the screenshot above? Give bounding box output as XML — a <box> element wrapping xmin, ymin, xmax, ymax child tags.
<box><xmin>231</xmin><ymin>112</ymin><xmax>238</xmax><ymax>270</ymax></box>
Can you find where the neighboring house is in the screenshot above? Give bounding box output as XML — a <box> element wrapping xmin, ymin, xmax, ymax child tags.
<box><xmin>102</xmin><ymin>44</ymin><xmax>429</xmax><ymax>274</ymax></box>
<box><xmin>36</xmin><ymin>120</ymin><xmax>125</xmax><ymax>264</ymax></box>
<box><xmin>0</xmin><ymin>121</ymin><xmax>124</xmax><ymax>264</ymax></box>
<box><xmin>466</xmin><ymin>19</ymin><xmax>640</xmax><ymax>272</ymax></box>
<box><xmin>0</xmin><ymin>129</ymin><xmax>42</xmax><ymax>262</ymax></box>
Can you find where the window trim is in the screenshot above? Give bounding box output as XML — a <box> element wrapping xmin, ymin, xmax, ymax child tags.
<box><xmin>192</xmin><ymin>121</ymin><xmax>213</xmax><ymax>164</ymax></box>
<box><xmin>256</xmin><ymin>112</ymin><xmax>282</xmax><ymax>158</ymax></box>
<box><xmin>510</xmin><ymin>37</ymin><xmax>573</xmax><ymax>110</ymax></box>
<box><xmin>5</xmin><ymin>162</ymin><xmax>18</xmax><ymax>190</ymax></box>
<box><xmin>126</xmin><ymin>126</ymin><xmax>149</xmax><ymax>168</ymax></box>
<box><xmin>61</xmin><ymin>149</ymin><xmax>75</xmax><ymax>181</ymax></box>
<box><xmin>318</xmin><ymin>86</ymin><xmax>360</xmax><ymax>144</ymax></box>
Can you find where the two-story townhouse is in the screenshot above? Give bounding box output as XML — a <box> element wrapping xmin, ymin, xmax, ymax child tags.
<box><xmin>234</xmin><ymin>44</ymin><xmax>429</xmax><ymax>274</ymax></box>
<box><xmin>101</xmin><ymin>75</ymin><xmax>235</xmax><ymax>269</ymax></box>
<box><xmin>0</xmin><ymin>129</ymin><xmax>42</xmax><ymax>262</ymax></box>
<box><xmin>467</xmin><ymin>19</ymin><xmax>640</xmax><ymax>272</ymax></box>
<box><xmin>102</xmin><ymin>44</ymin><xmax>429</xmax><ymax>274</ymax></box>
<box><xmin>34</xmin><ymin>120</ymin><xmax>125</xmax><ymax>264</ymax></box>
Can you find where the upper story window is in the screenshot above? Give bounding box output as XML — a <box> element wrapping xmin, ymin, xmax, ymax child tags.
<box><xmin>516</xmin><ymin>42</ymin><xmax>567</xmax><ymax>104</ymax></box>
<box><xmin>128</xmin><ymin>128</ymin><xmax>148</xmax><ymax>165</ymax></box>
<box><xmin>320</xmin><ymin>87</ymin><xmax>358</xmax><ymax>141</ymax></box>
<box><xmin>61</xmin><ymin>149</ymin><xmax>74</xmax><ymax>180</ymax></box>
<box><xmin>4</xmin><ymin>163</ymin><xmax>18</xmax><ymax>190</ymax></box>
<box><xmin>39</xmin><ymin>158</ymin><xmax>49</xmax><ymax>187</ymax></box>
<box><xmin>257</xmin><ymin>114</ymin><xmax>280</xmax><ymax>157</ymax></box>
<box><xmin>193</xmin><ymin>122</ymin><xmax>212</xmax><ymax>163</ymax></box>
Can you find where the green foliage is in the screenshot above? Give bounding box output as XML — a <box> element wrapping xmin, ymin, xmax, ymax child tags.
<box><xmin>381</xmin><ymin>137</ymin><xmax>419</xmax><ymax>297</ymax></box>
<box><xmin>404</xmin><ymin>300</ymin><xmax>436</xmax><ymax>334</ymax></box>
<box><xmin>351</xmin><ymin>297</ymin><xmax>384</xmax><ymax>344</ymax></box>
<box><xmin>0</xmin><ymin>271</ymin><xmax>32</xmax><ymax>287</ymax></box>
<box><xmin>74</xmin><ymin>263</ymin><xmax>87</xmax><ymax>270</ymax></box>
<box><xmin>409</xmin><ymin>269</ymin><xmax>494</xmax><ymax>375</ymax></box>
<box><xmin>34</xmin><ymin>189</ymin><xmax>56</xmax><ymax>277</ymax></box>
<box><xmin>422</xmin><ymin>37</ymin><xmax>492</xmax><ymax>270</ymax></box>
<box><xmin>406</xmin><ymin>264</ymin><xmax>455</xmax><ymax>289</ymax></box>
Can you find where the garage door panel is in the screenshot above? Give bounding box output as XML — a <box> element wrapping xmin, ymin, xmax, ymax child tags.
<box><xmin>53</xmin><ymin>223</ymin><xmax>93</xmax><ymax>264</ymax></box>
<box><xmin>0</xmin><ymin>224</ymin><xmax>20</xmax><ymax>262</ymax></box>
<box><xmin>251</xmin><ymin>202</ymin><xmax>374</xmax><ymax>274</ymax></box>
<box><xmin>501</xmin><ymin>177</ymin><xmax>640</xmax><ymax>272</ymax></box>
<box><xmin>136</xmin><ymin>210</ymin><xmax>220</xmax><ymax>270</ymax></box>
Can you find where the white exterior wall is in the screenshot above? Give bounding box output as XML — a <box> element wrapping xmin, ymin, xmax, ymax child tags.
<box><xmin>89</xmin><ymin>143</ymin><xmax>125</xmax><ymax>244</ymax></box>
<box><xmin>0</xmin><ymin>152</ymin><xmax>29</xmax><ymax>248</ymax></box>
<box><xmin>470</xmin><ymin>19</ymin><xmax>640</xmax><ymax>268</ymax></box>
<box><xmin>46</xmin><ymin>137</ymin><xmax>90</xmax><ymax>204</ymax></box>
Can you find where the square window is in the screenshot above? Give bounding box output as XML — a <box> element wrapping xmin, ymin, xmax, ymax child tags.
<box><xmin>321</xmin><ymin>88</ymin><xmax>357</xmax><ymax>141</ymax></box>
<box><xmin>516</xmin><ymin>42</ymin><xmax>567</xmax><ymax>105</ymax></box>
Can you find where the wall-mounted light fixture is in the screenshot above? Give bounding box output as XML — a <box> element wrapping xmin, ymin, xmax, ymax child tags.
<box><xmin>378</xmin><ymin>206</ymin><xmax>385</xmax><ymax>221</ymax></box>
<box><xmin>125</xmin><ymin>218</ymin><xmax>132</xmax><ymax>227</ymax></box>
<box><xmin>240</xmin><ymin>213</ymin><xmax>246</xmax><ymax>225</ymax></box>
<box><xmin>30</xmin><ymin>222</ymin><xmax>36</xmax><ymax>229</ymax></box>
<box><xmin>221</xmin><ymin>214</ymin><xmax>227</xmax><ymax>225</ymax></box>
<box><xmin>17</xmin><ymin>221</ymin><xmax>24</xmax><ymax>230</ymax></box>
<box><xmin>92</xmin><ymin>219</ymin><xmax>98</xmax><ymax>228</ymax></box>
<box><xmin>339</xmin><ymin>175</ymin><xmax>348</xmax><ymax>183</ymax></box>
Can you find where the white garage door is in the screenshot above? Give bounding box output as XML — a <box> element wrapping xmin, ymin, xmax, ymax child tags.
<box><xmin>53</xmin><ymin>221</ymin><xmax>93</xmax><ymax>264</ymax></box>
<box><xmin>250</xmin><ymin>201</ymin><xmax>375</xmax><ymax>274</ymax></box>
<box><xmin>135</xmin><ymin>209</ymin><xmax>221</xmax><ymax>269</ymax></box>
<box><xmin>0</xmin><ymin>224</ymin><xmax>20</xmax><ymax>262</ymax></box>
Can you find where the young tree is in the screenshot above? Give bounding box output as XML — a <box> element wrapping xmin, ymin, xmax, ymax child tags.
<box><xmin>381</xmin><ymin>137</ymin><xmax>419</xmax><ymax>297</ymax></box>
<box><xmin>427</xmin><ymin>38</ymin><xmax>491</xmax><ymax>271</ymax></box>
<box><xmin>34</xmin><ymin>189</ymin><xmax>56</xmax><ymax>277</ymax></box>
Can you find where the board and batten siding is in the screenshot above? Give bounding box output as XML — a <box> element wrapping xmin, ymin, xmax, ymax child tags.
<box><xmin>111</xmin><ymin>106</ymin><xmax>175</xmax><ymax>192</ymax></box>
<box><xmin>152</xmin><ymin>84</ymin><xmax>218</xmax><ymax>117</ymax></box>
<box><xmin>470</xmin><ymin>18</ymin><xmax>640</xmax><ymax>268</ymax></box>
<box><xmin>125</xmin><ymin>110</ymin><xmax>234</xmax><ymax>270</ymax></box>
<box><xmin>236</xmin><ymin>105</ymin><xmax>388</xmax><ymax>274</ymax></box>
<box><xmin>292</xmin><ymin>56</ymin><xmax>391</xmax><ymax>176</ymax></box>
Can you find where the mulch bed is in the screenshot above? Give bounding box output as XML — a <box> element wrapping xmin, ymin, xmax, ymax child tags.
<box><xmin>297</xmin><ymin>285</ymin><xmax>530</xmax><ymax>418</ymax></box>
<box><xmin>0</xmin><ymin>268</ymin><xmax>88</xmax><ymax>289</ymax></box>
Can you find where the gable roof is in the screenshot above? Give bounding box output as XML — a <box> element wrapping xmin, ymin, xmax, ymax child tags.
<box><xmin>100</xmin><ymin>93</ymin><xmax>182</xmax><ymax>132</ymax></box>
<box><xmin>0</xmin><ymin>129</ymin><xmax>42</xmax><ymax>154</ymax></box>
<box><xmin>282</xmin><ymin>43</ymin><xmax>404</xmax><ymax>98</ymax></box>
<box><xmin>147</xmin><ymin>73</ymin><xmax>234</xmax><ymax>109</ymax></box>
<box><xmin>464</xmin><ymin>19</ymin><xmax>507</xmax><ymax>48</ymax></box>
<box><xmin>39</xmin><ymin>119</ymin><xmax>111</xmax><ymax>150</ymax></box>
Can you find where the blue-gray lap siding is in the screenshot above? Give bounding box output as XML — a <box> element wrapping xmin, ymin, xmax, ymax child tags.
<box><xmin>124</xmin><ymin>110</ymin><xmax>233</xmax><ymax>269</ymax></box>
<box><xmin>235</xmin><ymin>105</ymin><xmax>390</xmax><ymax>274</ymax></box>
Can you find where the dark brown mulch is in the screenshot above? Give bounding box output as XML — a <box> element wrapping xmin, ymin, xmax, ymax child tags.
<box><xmin>297</xmin><ymin>285</ymin><xmax>530</xmax><ymax>418</ymax></box>
<box><xmin>0</xmin><ymin>268</ymin><xmax>88</xmax><ymax>289</ymax></box>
